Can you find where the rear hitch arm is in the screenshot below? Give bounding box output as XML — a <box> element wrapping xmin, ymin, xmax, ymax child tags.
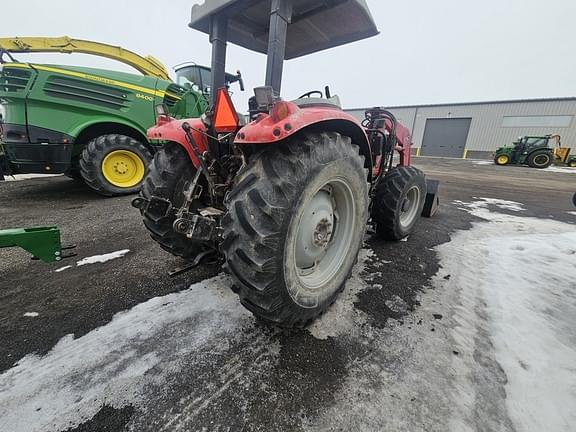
<box><xmin>182</xmin><ymin>122</ymin><xmax>221</xmax><ymax>205</ymax></box>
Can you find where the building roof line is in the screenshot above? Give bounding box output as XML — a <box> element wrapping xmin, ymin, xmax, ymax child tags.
<box><xmin>345</xmin><ymin>96</ymin><xmax>576</xmax><ymax>111</ymax></box>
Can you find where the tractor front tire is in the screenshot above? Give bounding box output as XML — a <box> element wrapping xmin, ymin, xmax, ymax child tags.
<box><xmin>494</xmin><ymin>154</ymin><xmax>510</xmax><ymax>166</ymax></box>
<box><xmin>527</xmin><ymin>150</ymin><xmax>552</xmax><ymax>169</ymax></box>
<box><xmin>138</xmin><ymin>142</ymin><xmax>206</xmax><ymax>259</ymax></box>
<box><xmin>80</xmin><ymin>134</ymin><xmax>152</xmax><ymax>196</ymax></box>
<box><xmin>222</xmin><ymin>132</ymin><xmax>369</xmax><ymax>327</ymax></box>
<box><xmin>371</xmin><ymin>166</ymin><xmax>427</xmax><ymax>240</ymax></box>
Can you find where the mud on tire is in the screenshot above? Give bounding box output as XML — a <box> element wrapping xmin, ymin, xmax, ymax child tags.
<box><xmin>139</xmin><ymin>142</ymin><xmax>205</xmax><ymax>259</ymax></box>
<box><xmin>222</xmin><ymin>132</ymin><xmax>369</xmax><ymax>327</ymax></box>
<box><xmin>371</xmin><ymin>166</ymin><xmax>426</xmax><ymax>240</ymax></box>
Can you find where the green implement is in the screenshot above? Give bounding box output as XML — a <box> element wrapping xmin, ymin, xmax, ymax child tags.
<box><xmin>0</xmin><ymin>36</ymin><xmax>244</xmax><ymax>196</ymax></box>
<box><xmin>0</xmin><ymin>226</ymin><xmax>75</xmax><ymax>262</ymax></box>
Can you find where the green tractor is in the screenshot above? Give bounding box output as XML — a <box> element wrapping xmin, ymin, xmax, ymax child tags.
<box><xmin>494</xmin><ymin>134</ymin><xmax>576</xmax><ymax>169</ymax></box>
<box><xmin>0</xmin><ymin>36</ymin><xmax>243</xmax><ymax>195</ymax></box>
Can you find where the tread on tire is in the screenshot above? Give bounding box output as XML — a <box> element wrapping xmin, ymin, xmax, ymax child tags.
<box><xmin>371</xmin><ymin>166</ymin><xmax>426</xmax><ymax>241</ymax></box>
<box><xmin>138</xmin><ymin>142</ymin><xmax>206</xmax><ymax>259</ymax></box>
<box><xmin>527</xmin><ymin>150</ymin><xmax>552</xmax><ymax>169</ymax></box>
<box><xmin>222</xmin><ymin>132</ymin><xmax>369</xmax><ymax>327</ymax></box>
<box><xmin>80</xmin><ymin>134</ymin><xmax>152</xmax><ymax>196</ymax></box>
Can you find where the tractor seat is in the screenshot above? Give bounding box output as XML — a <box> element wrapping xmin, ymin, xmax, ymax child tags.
<box><xmin>292</xmin><ymin>95</ymin><xmax>342</xmax><ymax>109</ymax></box>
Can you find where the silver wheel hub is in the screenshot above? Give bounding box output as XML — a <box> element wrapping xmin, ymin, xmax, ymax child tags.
<box><xmin>290</xmin><ymin>179</ymin><xmax>357</xmax><ymax>296</ymax></box>
<box><xmin>295</xmin><ymin>189</ymin><xmax>334</xmax><ymax>271</ymax></box>
<box><xmin>399</xmin><ymin>185</ymin><xmax>421</xmax><ymax>229</ymax></box>
<box><xmin>313</xmin><ymin>218</ymin><xmax>333</xmax><ymax>248</ymax></box>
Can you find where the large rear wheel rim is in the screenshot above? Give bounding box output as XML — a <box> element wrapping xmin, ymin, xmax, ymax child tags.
<box><xmin>102</xmin><ymin>150</ymin><xmax>145</xmax><ymax>188</ymax></box>
<box><xmin>292</xmin><ymin>177</ymin><xmax>356</xmax><ymax>296</ymax></box>
<box><xmin>533</xmin><ymin>154</ymin><xmax>550</xmax><ymax>167</ymax></box>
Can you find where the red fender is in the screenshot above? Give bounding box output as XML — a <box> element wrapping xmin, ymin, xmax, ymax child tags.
<box><xmin>234</xmin><ymin>101</ymin><xmax>412</xmax><ymax>174</ymax></box>
<box><xmin>147</xmin><ymin>117</ymin><xmax>208</xmax><ymax>168</ymax></box>
<box><xmin>235</xmin><ymin>101</ymin><xmax>369</xmax><ymax>146</ymax></box>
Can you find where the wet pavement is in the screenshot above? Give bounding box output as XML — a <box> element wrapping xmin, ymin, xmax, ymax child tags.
<box><xmin>1</xmin><ymin>158</ymin><xmax>574</xmax><ymax>432</ymax></box>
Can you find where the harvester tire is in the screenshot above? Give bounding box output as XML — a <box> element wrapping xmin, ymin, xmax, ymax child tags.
<box><xmin>65</xmin><ymin>159</ymin><xmax>83</xmax><ymax>181</ymax></box>
<box><xmin>527</xmin><ymin>150</ymin><xmax>552</xmax><ymax>169</ymax></box>
<box><xmin>65</xmin><ymin>169</ymin><xmax>83</xmax><ymax>181</ymax></box>
<box><xmin>371</xmin><ymin>166</ymin><xmax>427</xmax><ymax>240</ymax></box>
<box><xmin>139</xmin><ymin>142</ymin><xmax>206</xmax><ymax>259</ymax></box>
<box><xmin>222</xmin><ymin>132</ymin><xmax>369</xmax><ymax>327</ymax></box>
<box><xmin>80</xmin><ymin>134</ymin><xmax>152</xmax><ymax>196</ymax></box>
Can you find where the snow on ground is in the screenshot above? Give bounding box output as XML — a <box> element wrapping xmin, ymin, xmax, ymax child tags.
<box><xmin>22</xmin><ymin>312</ymin><xmax>39</xmax><ymax>318</ymax></box>
<box><xmin>472</xmin><ymin>160</ymin><xmax>493</xmax><ymax>165</ymax></box>
<box><xmin>470</xmin><ymin>160</ymin><xmax>576</xmax><ymax>173</ymax></box>
<box><xmin>542</xmin><ymin>166</ymin><xmax>576</xmax><ymax>174</ymax></box>
<box><xmin>54</xmin><ymin>251</ymin><xmax>130</xmax><ymax>272</ymax></box>
<box><xmin>0</xmin><ymin>250</ymin><xmax>373</xmax><ymax>432</ymax></box>
<box><xmin>1</xmin><ymin>197</ymin><xmax>575</xmax><ymax>431</ymax></box>
<box><xmin>454</xmin><ymin>197</ymin><xmax>526</xmax><ymax>212</ymax></box>
<box><xmin>0</xmin><ymin>275</ymin><xmax>252</xmax><ymax>432</ymax></box>
<box><xmin>3</xmin><ymin>174</ymin><xmax>62</xmax><ymax>181</ymax></box>
<box><xmin>54</xmin><ymin>265</ymin><xmax>72</xmax><ymax>273</ymax></box>
<box><xmin>443</xmin><ymin>199</ymin><xmax>576</xmax><ymax>432</ymax></box>
<box><xmin>75</xmin><ymin>249</ymin><xmax>130</xmax><ymax>266</ymax></box>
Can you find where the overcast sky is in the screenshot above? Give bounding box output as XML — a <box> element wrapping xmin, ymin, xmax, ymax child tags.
<box><xmin>3</xmin><ymin>0</ymin><xmax>575</xmax><ymax>110</ymax></box>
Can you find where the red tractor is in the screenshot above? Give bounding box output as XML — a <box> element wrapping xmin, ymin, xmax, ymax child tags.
<box><xmin>133</xmin><ymin>0</ymin><xmax>439</xmax><ymax>327</ymax></box>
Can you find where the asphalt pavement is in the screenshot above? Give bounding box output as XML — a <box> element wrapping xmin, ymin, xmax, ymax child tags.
<box><xmin>0</xmin><ymin>158</ymin><xmax>574</xmax><ymax>432</ymax></box>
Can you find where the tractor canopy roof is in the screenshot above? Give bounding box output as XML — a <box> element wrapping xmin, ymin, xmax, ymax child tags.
<box><xmin>189</xmin><ymin>0</ymin><xmax>379</xmax><ymax>59</ymax></box>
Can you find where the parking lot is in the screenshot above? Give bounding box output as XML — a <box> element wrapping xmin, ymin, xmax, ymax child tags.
<box><xmin>1</xmin><ymin>157</ymin><xmax>575</xmax><ymax>432</ymax></box>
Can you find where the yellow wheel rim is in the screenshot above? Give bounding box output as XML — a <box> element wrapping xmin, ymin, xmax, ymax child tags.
<box><xmin>497</xmin><ymin>155</ymin><xmax>509</xmax><ymax>165</ymax></box>
<box><xmin>101</xmin><ymin>150</ymin><xmax>145</xmax><ymax>188</ymax></box>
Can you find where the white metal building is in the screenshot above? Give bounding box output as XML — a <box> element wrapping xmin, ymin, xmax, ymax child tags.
<box><xmin>345</xmin><ymin>97</ymin><xmax>576</xmax><ymax>159</ymax></box>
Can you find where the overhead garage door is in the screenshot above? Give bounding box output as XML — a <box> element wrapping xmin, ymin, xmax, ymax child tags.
<box><xmin>420</xmin><ymin>118</ymin><xmax>472</xmax><ymax>158</ymax></box>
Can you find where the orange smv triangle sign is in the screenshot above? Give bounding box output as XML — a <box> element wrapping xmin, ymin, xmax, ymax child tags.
<box><xmin>213</xmin><ymin>88</ymin><xmax>239</xmax><ymax>133</ymax></box>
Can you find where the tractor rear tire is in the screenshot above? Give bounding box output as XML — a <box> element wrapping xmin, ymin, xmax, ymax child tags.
<box><xmin>222</xmin><ymin>132</ymin><xmax>369</xmax><ymax>327</ymax></box>
<box><xmin>138</xmin><ymin>142</ymin><xmax>206</xmax><ymax>259</ymax></box>
<box><xmin>371</xmin><ymin>166</ymin><xmax>427</xmax><ymax>240</ymax></box>
<box><xmin>527</xmin><ymin>150</ymin><xmax>552</xmax><ymax>169</ymax></box>
<box><xmin>80</xmin><ymin>134</ymin><xmax>152</xmax><ymax>196</ymax></box>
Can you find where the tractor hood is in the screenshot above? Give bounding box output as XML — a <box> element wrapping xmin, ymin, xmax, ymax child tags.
<box><xmin>189</xmin><ymin>0</ymin><xmax>379</xmax><ymax>59</ymax></box>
